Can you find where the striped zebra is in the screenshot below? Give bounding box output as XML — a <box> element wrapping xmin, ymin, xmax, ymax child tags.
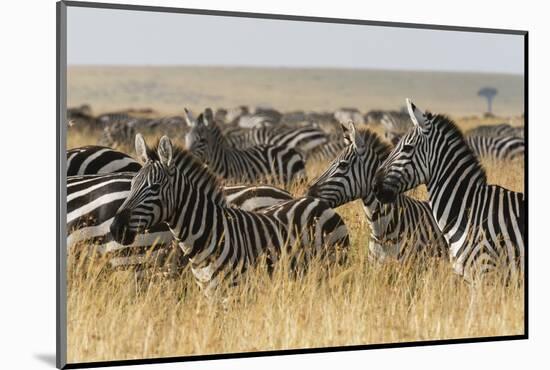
<box><xmin>465</xmin><ymin>135</ymin><xmax>524</xmax><ymax>161</ymax></box>
<box><xmin>67</xmin><ymin>172</ymin><xmax>177</xmax><ymax>270</ymax></box>
<box><xmin>110</xmin><ymin>135</ymin><xmax>349</xmax><ymax>293</ymax></box>
<box><xmin>222</xmin><ymin>125</ymin><xmax>328</xmax><ymax>153</ymax></box>
<box><xmin>466</xmin><ymin>123</ymin><xmax>524</xmax><ymax>138</ymax></box>
<box><xmin>98</xmin><ymin>120</ymin><xmax>137</xmax><ymax>149</ymax></box>
<box><xmin>97</xmin><ymin>112</ymin><xmax>133</xmax><ymax>125</ymax></box>
<box><xmin>334</xmin><ymin>108</ymin><xmax>365</xmax><ymax>126</ymax></box>
<box><xmin>67</xmin><ymin>146</ymin><xmax>141</xmax><ymax>176</ymax></box>
<box><xmin>373</xmin><ymin>99</ymin><xmax>524</xmax><ymax>282</ymax></box>
<box><xmin>308</xmin><ymin>122</ymin><xmax>447</xmax><ymax>263</ymax></box>
<box><xmin>68</xmin><ymin>173</ymin><xmax>294</xmax><ymax>270</ymax></box>
<box><xmin>364</xmin><ymin>110</ymin><xmax>386</xmax><ymax>124</ymax></box>
<box><xmin>307</xmin><ymin>138</ymin><xmax>347</xmax><ymax>162</ymax></box>
<box><xmin>184</xmin><ymin>109</ymin><xmax>306</xmax><ymax>186</ymax></box>
<box><xmin>380</xmin><ymin>116</ymin><xmax>525</xmax><ymax>162</ymax></box>
<box><xmin>67</xmin><ymin>104</ymin><xmax>96</xmax><ymax>129</ymax></box>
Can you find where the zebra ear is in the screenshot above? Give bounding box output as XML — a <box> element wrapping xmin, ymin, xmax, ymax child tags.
<box><xmin>204</xmin><ymin>108</ymin><xmax>214</xmax><ymax>123</ymax></box>
<box><xmin>158</xmin><ymin>136</ymin><xmax>173</xmax><ymax>166</ymax></box>
<box><xmin>135</xmin><ymin>133</ymin><xmax>149</xmax><ymax>163</ymax></box>
<box><xmin>183</xmin><ymin>108</ymin><xmax>195</xmax><ymax>127</ymax></box>
<box><xmin>196</xmin><ymin>113</ymin><xmax>205</xmax><ymax>127</ymax></box>
<box><xmin>406</xmin><ymin>98</ymin><xmax>427</xmax><ymax>129</ymax></box>
<box><xmin>341</xmin><ymin>120</ymin><xmax>363</xmax><ymax>149</ymax></box>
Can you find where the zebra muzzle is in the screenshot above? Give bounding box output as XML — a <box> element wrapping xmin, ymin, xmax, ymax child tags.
<box><xmin>110</xmin><ymin>209</ymin><xmax>138</xmax><ymax>245</ymax></box>
<box><xmin>373</xmin><ymin>172</ymin><xmax>397</xmax><ymax>204</ymax></box>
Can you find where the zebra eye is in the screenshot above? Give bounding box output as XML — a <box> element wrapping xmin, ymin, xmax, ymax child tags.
<box><xmin>338</xmin><ymin>161</ymin><xmax>349</xmax><ymax>169</ymax></box>
<box><xmin>402</xmin><ymin>144</ymin><xmax>414</xmax><ymax>152</ymax></box>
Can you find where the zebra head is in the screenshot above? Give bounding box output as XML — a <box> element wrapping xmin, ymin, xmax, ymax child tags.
<box><xmin>110</xmin><ymin>134</ymin><xmax>177</xmax><ymax>245</ymax></box>
<box><xmin>184</xmin><ymin>109</ymin><xmax>212</xmax><ymax>160</ymax></box>
<box><xmin>308</xmin><ymin>121</ymin><xmax>369</xmax><ymax>207</ymax></box>
<box><xmin>373</xmin><ymin>99</ymin><xmax>432</xmax><ymax>204</ymax></box>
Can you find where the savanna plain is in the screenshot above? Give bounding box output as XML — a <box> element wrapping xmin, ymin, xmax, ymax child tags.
<box><xmin>66</xmin><ymin>66</ymin><xmax>525</xmax><ymax>363</ymax></box>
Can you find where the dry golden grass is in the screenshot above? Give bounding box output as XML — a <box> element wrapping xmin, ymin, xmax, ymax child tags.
<box><xmin>66</xmin><ymin>116</ymin><xmax>525</xmax><ymax>364</ymax></box>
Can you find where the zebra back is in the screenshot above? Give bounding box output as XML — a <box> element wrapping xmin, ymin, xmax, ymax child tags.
<box><xmin>67</xmin><ymin>146</ymin><xmax>141</xmax><ymax>176</ymax></box>
<box><xmin>465</xmin><ymin>135</ymin><xmax>524</xmax><ymax>161</ymax></box>
<box><xmin>185</xmin><ymin>109</ymin><xmax>306</xmax><ymax>186</ymax></box>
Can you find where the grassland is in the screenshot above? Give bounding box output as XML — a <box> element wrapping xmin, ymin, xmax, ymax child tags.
<box><xmin>67</xmin><ymin>66</ymin><xmax>525</xmax><ymax>117</ymax></box>
<box><xmin>66</xmin><ymin>116</ymin><xmax>524</xmax><ymax>364</ymax></box>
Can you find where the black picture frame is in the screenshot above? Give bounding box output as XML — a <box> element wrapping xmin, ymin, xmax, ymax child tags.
<box><xmin>56</xmin><ymin>1</ymin><xmax>528</xmax><ymax>368</ymax></box>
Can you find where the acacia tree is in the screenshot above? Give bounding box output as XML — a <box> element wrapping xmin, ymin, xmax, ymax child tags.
<box><xmin>478</xmin><ymin>87</ymin><xmax>498</xmax><ymax>115</ymax></box>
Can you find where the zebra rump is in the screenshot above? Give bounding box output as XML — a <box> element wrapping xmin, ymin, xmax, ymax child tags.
<box><xmin>67</xmin><ymin>145</ymin><xmax>141</xmax><ymax>176</ymax></box>
<box><xmin>466</xmin><ymin>123</ymin><xmax>524</xmax><ymax>138</ymax></box>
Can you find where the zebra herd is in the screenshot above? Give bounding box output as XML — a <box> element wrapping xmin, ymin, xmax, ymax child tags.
<box><xmin>66</xmin><ymin>99</ymin><xmax>525</xmax><ymax>292</ymax></box>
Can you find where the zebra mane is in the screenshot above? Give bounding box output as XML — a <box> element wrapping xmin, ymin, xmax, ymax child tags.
<box><xmin>359</xmin><ymin>128</ymin><xmax>392</xmax><ymax>160</ymax></box>
<box><xmin>145</xmin><ymin>139</ymin><xmax>227</xmax><ymax>202</ymax></box>
<box><xmin>431</xmin><ymin>113</ymin><xmax>488</xmax><ymax>182</ymax></box>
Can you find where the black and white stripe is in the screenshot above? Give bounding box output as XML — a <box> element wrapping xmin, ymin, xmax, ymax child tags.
<box><xmin>308</xmin><ymin>122</ymin><xmax>447</xmax><ymax>263</ymax></box>
<box><xmin>98</xmin><ymin>120</ymin><xmax>137</xmax><ymax>149</ymax></box>
<box><xmin>110</xmin><ymin>135</ymin><xmax>349</xmax><ymax>293</ymax></box>
<box><xmin>67</xmin><ymin>172</ymin><xmax>176</xmax><ymax>270</ymax></box>
<box><xmin>223</xmin><ymin>125</ymin><xmax>329</xmax><ymax>154</ymax></box>
<box><xmin>185</xmin><ymin>109</ymin><xmax>306</xmax><ymax>186</ymax></box>
<box><xmin>374</xmin><ymin>99</ymin><xmax>524</xmax><ymax>281</ymax></box>
<box><xmin>67</xmin><ymin>146</ymin><xmax>141</xmax><ymax>176</ymax></box>
<box><xmin>466</xmin><ymin>123</ymin><xmax>524</xmax><ymax>138</ymax></box>
<box><xmin>68</xmin><ymin>173</ymin><xmax>294</xmax><ymax>270</ymax></box>
<box><xmin>307</xmin><ymin>139</ymin><xmax>347</xmax><ymax>162</ymax></box>
<box><xmin>465</xmin><ymin>135</ymin><xmax>525</xmax><ymax>161</ymax></box>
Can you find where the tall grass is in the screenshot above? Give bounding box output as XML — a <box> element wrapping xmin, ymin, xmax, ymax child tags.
<box><xmin>66</xmin><ymin>117</ymin><xmax>525</xmax><ymax>363</ymax></box>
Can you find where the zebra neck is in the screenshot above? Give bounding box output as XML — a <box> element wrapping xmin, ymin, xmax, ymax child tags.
<box><xmin>206</xmin><ymin>127</ymin><xmax>236</xmax><ymax>176</ymax></box>
<box><xmin>168</xmin><ymin>187</ymin><xmax>224</xmax><ymax>259</ymax></box>
<box><xmin>425</xmin><ymin>144</ymin><xmax>485</xmax><ymax>250</ymax></box>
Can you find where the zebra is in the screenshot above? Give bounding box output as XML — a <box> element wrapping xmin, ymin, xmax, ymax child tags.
<box><xmin>221</xmin><ymin>124</ymin><xmax>329</xmax><ymax>154</ymax></box>
<box><xmin>67</xmin><ymin>172</ymin><xmax>177</xmax><ymax>270</ymax></box>
<box><xmin>97</xmin><ymin>112</ymin><xmax>133</xmax><ymax>125</ymax></box>
<box><xmin>334</xmin><ymin>108</ymin><xmax>365</xmax><ymax>126</ymax></box>
<box><xmin>308</xmin><ymin>121</ymin><xmax>448</xmax><ymax>263</ymax></box>
<box><xmin>234</xmin><ymin>113</ymin><xmax>279</xmax><ymax>128</ymax></box>
<box><xmin>380</xmin><ymin>117</ymin><xmax>525</xmax><ymax>162</ymax></box>
<box><xmin>364</xmin><ymin>110</ymin><xmax>386</xmax><ymax>124</ymax></box>
<box><xmin>110</xmin><ymin>135</ymin><xmax>349</xmax><ymax>293</ymax></box>
<box><xmin>98</xmin><ymin>120</ymin><xmax>137</xmax><ymax>149</ymax></box>
<box><xmin>68</xmin><ymin>173</ymin><xmax>294</xmax><ymax>270</ymax></box>
<box><xmin>184</xmin><ymin>109</ymin><xmax>306</xmax><ymax>186</ymax></box>
<box><xmin>373</xmin><ymin>99</ymin><xmax>525</xmax><ymax>282</ymax></box>
<box><xmin>465</xmin><ymin>135</ymin><xmax>525</xmax><ymax>161</ymax></box>
<box><xmin>307</xmin><ymin>138</ymin><xmax>347</xmax><ymax>162</ymax></box>
<box><xmin>466</xmin><ymin>123</ymin><xmax>524</xmax><ymax>138</ymax></box>
<box><xmin>67</xmin><ymin>145</ymin><xmax>141</xmax><ymax>176</ymax></box>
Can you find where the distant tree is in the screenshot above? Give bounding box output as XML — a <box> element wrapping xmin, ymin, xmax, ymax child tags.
<box><xmin>478</xmin><ymin>87</ymin><xmax>498</xmax><ymax>115</ymax></box>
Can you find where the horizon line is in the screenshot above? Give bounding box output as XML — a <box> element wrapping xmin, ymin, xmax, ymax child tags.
<box><xmin>66</xmin><ymin>64</ymin><xmax>524</xmax><ymax>77</ymax></box>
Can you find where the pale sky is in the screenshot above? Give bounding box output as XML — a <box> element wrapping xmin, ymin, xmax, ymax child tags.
<box><xmin>67</xmin><ymin>6</ymin><xmax>524</xmax><ymax>74</ymax></box>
